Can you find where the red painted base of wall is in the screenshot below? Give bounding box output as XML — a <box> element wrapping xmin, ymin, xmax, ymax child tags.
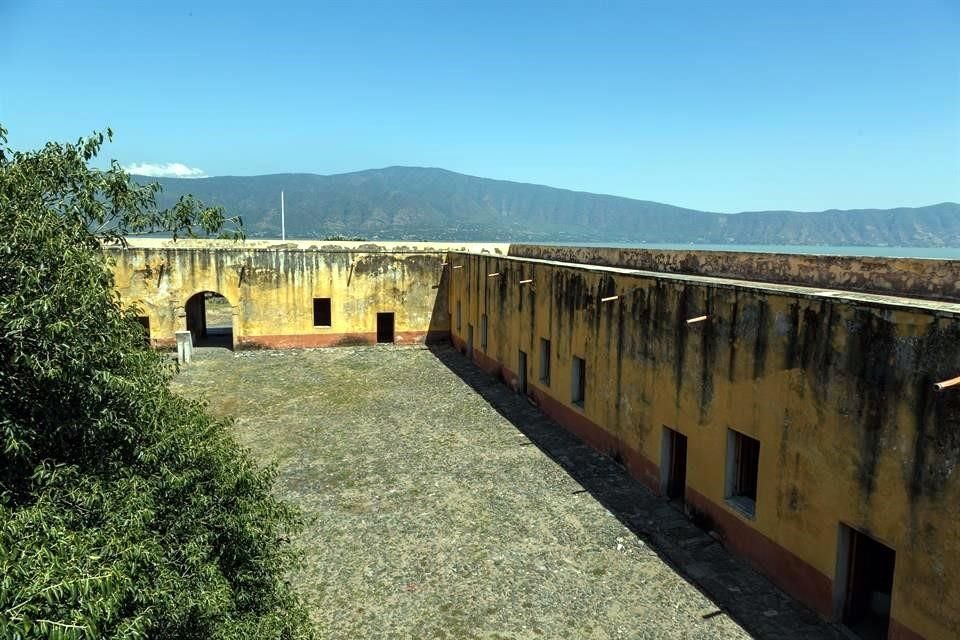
<box><xmin>473</xmin><ymin>348</ymin><xmax>504</xmax><ymax>378</ymax></box>
<box><xmin>236</xmin><ymin>330</ymin><xmax>443</xmax><ymax>349</ymax></box>
<box><xmin>531</xmin><ymin>386</ymin><xmax>661</xmax><ymax>492</ymax></box>
<box><xmin>450</xmin><ymin>346</ymin><xmax>928</xmax><ymax>638</ymax></box>
<box><xmin>684</xmin><ymin>487</ymin><xmax>834</xmax><ymax>617</ymax></box>
<box><xmin>154</xmin><ymin>331</ymin><xmax>447</xmax><ymax>350</ymax></box>
<box><xmin>888</xmin><ymin>619</ymin><xmax>925</xmax><ymax>640</ymax></box>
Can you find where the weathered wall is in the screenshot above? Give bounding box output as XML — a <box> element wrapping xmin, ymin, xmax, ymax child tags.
<box><xmin>448</xmin><ymin>252</ymin><xmax>960</xmax><ymax>640</ymax></box>
<box><xmin>108</xmin><ymin>239</ymin><xmax>509</xmax><ymax>348</ymax></box>
<box><xmin>509</xmin><ymin>244</ymin><xmax>960</xmax><ymax>303</ymax></box>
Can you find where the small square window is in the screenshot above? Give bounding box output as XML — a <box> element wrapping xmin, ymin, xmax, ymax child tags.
<box><xmin>313</xmin><ymin>298</ymin><xmax>332</xmax><ymax>327</ymax></box>
<box><xmin>571</xmin><ymin>356</ymin><xmax>586</xmax><ymax>407</ymax></box>
<box><xmin>539</xmin><ymin>338</ymin><xmax>551</xmax><ymax>386</ymax></box>
<box><xmin>726</xmin><ymin>429</ymin><xmax>760</xmax><ymax>518</ymax></box>
<box><xmin>481</xmin><ymin>314</ymin><xmax>488</xmax><ymax>350</ymax></box>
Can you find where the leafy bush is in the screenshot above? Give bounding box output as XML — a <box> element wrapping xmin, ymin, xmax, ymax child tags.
<box><xmin>0</xmin><ymin>127</ymin><xmax>316</xmax><ymax>639</ymax></box>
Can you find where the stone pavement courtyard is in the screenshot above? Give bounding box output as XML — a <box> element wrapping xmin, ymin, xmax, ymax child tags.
<box><xmin>171</xmin><ymin>345</ymin><xmax>841</xmax><ymax>640</ymax></box>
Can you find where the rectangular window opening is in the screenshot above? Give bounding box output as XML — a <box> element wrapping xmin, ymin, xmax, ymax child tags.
<box><xmin>481</xmin><ymin>314</ymin><xmax>488</xmax><ymax>350</ymax></box>
<box><xmin>571</xmin><ymin>356</ymin><xmax>586</xmax><ymax>408</ymax></box>
<box><xmin>313</xmin><ymin>298</ymin><xmax>332</xmax><ymax>327</ymax></box>
<box><xmin>725</xmin><ymin>429</ymin><xmax>760</xmax><ymax>518</ymax></box>
<box><xmin>456</xmin><ymin>300</ymin><xmax>462</xmax><ymax>331</ymax></box>
<box><xmin>539</xmin><ymin>338</ymin><xmax>551</xmax><ymax>386</ymax></box>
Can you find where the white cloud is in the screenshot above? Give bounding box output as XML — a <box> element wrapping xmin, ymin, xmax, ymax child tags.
<box><xmin>124</xmin><ymin>162</ymin><xmax>206</xmax><ymax>178</ymax></box>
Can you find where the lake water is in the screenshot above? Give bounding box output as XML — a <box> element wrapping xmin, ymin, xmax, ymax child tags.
<box><xmin>553</xmin><ymin>242</ymin><xmax>960</xmax><ymax>259</ymax></box>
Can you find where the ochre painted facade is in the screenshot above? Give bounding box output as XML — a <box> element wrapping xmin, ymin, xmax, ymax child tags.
<box><xmin>108</xmin><ymin>239</ymin><xmax>507</xmax><ymax>348</ymax></box>
<box><xmin>108</xmin><ymin>239</ymin><xmax>960</xmax><ymax>639</ymax></box>
<box><xmin>447</xmin><ymin>252</ymin><xmax>960</xmax><ymax>640</ymax></box>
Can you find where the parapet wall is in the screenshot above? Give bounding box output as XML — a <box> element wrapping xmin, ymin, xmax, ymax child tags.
<box><xmin>508</xmin><ymin>244</ymin><xmax>960</xmax><ymax>302</ymax></box>
<box><xmin>108</xmin><ymin>239</ymin><xmax>509</xmax><ymax>348</ymax></box>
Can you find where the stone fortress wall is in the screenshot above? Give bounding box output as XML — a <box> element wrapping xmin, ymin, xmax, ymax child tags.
<box><xmin>109</xmin><ymin>238</ymin><xmax>960</xmax><ymax>640</ymax></box>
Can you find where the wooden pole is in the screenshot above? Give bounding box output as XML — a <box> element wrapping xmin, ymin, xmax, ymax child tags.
<box><xmin>601</xmin><ymin>295</ymin><xmax>619</xmax><ymax>302</ymax></box>
<box><xmin>687</xmin><ymin>315</ymin><xmax>709</xmax><ymax>324</ymax></box>
<box><xmin>519</xmin><ymin>279</ymin><xmax>533</xmax><ymax>284</ymax></box>
<box><xmin>488</xmin><ymin>272</ymin><xmax>501</xmax><ymax>277</ymax></box>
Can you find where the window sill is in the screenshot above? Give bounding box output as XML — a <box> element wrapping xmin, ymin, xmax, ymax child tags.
<box><xmin>725</xmin><ymin>496</ymin><xmax>756</xmax><ymax>520</ymax></box>
<box><xmin>313</xmin><ymin>325</ymin><xmax>332</xmax><ymax>329</ymax></box>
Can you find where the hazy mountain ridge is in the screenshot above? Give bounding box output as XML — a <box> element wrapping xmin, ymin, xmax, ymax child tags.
<box><xmin>142</xmin><ymin>167</ymin><xmax>960</xmax><ymax>245</ymax></box>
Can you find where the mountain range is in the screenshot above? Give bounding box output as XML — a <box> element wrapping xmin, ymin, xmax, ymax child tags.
<box><xmin>141</xmin><ymin>167</ymin><xmax>960</xmax><ymax>246</ymax></box>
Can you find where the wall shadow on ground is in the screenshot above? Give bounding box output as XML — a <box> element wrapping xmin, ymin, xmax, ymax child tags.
<box><xmin>427</xmin><ymin>343</ymin><xmax>842</xmax><ymax>640</ymax></box>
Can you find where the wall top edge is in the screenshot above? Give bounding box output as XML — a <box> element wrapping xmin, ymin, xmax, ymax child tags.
<box><xmin>454</xmin><ymin>252</ymin><xmax>960</xmax><ymax>317</ymax></box>
<box><xmin>506</xmin><ymin>243</ymin><xmax>958</xmax><ymax>263</ymax></box>
<box><xmin>107</xmin><ymin>238</ymin><xmax>511</xmax><ymax>253</ymax></box>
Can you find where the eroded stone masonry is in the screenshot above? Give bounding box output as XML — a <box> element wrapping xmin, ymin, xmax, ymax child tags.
<box><xmin>110</xmin><ymin>238</ymin><xmax>960</xmax><ymax>640</ymax></box>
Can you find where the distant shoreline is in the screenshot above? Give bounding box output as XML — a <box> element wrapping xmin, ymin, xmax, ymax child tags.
<box><xmin>551</xmin><ymin>242</ymin><xmax>960</xmax><ymax>259</ymax></box>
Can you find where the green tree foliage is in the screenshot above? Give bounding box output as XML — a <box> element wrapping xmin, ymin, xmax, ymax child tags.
<box><xmin>0</xmin><ymin>126</ymin><xmax>316</xmax><ymax>639</ymax></box>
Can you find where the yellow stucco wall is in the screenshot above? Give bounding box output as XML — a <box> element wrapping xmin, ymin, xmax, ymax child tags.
<box><xmin>107</xmin><ymin>239</ymin><xmax>960</xmax><ymax>638</ymax></box>
<box><xmin>447</xmin><ymin>252</ymin><xmax>960</xmax><ymax>640</ymax></box>
<box><xmin>107</xmin><ymin>238</ymin><xmax>508</xmax><ymax>347</ymax></box>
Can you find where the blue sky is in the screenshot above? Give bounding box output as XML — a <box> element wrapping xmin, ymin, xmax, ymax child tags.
<box><xmin>1</xmin><ymin>0</ymin><xmax>957</xmax><ymax>212</ymax></box>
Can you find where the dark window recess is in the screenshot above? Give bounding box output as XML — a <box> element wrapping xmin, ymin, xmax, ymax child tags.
<box><xmin>572</xmin><ymin>356</ymin><xmax>586</xmax><ymax>407</ymax></box>
<box><xmin>481</xmin><ymin>314</ymin><xmax>488</xmax><ymax>350</ymax></box>
<box><xmin>726</xmin><ymin>430</ymin><xmax>760</xmax><ymax>517</ymax></box>
<box><xmin>376</xmin><ymin>312</ymin><xmax>395</xmax><ymax>343</ymax></box>
<box><xmin>456</xmin><ymin>301</ymin><xmax>462</xmax><ymax>331</ymax></box>
<box><xmin>136</xmin><ymin>316</ymin><xmax>151</xmax><ymax>345</ymax></box>
<box><xmin>313</xmin><ymin>298</ymin><xmax>332</xmax><ymax>326</ymax></box>
<box><xmin>518</xmin><ymin>350</ymin><xmax>527</xmax><ymax>395</ymax></box>
<box><xmin>539</xmin><ymin>338</ymin><xmax>551</xmax><ymax>385</ymax></box>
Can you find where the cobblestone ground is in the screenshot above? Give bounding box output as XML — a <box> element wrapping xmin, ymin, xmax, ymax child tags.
<box><xmin>171</xmin><ymin>345</ymin><xmax>841</xmax><ymax>640</ymax></box>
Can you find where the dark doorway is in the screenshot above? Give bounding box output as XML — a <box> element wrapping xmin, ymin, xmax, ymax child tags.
<box><xmin>136</xmin><ymin>316</ymin><xmax>151</xmax><ymax>346</ymax></box>
<box><xmin>184</xmin><ymin>291</ymin><xmax>233</xmax><ymax>349</ymax></box>
<box><xmin>662</xmin><ymin>427</ymin><xmax>688</xmax><ymax>501</ymax></box>
<box><xmin>376</xmin><ymin>312</ymin><xmax>395</xmax><ymax>343</ymax></box>
<box><xmin>838</xmin><ymin>526</ymin><xmax>896</xmax><ymax>639</ymax></box>
<box><xmin>466</xmin><ymin>323</ymin><xmax>474</xmax><ymax>357</ymax></box>
<box><xmin>518</xmin><ymin>350</ymin><xmax>528</xmax><ymax>395</ymax></box>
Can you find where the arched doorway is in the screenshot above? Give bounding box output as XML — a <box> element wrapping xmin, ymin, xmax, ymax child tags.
<box><xmin>185</xmin><ymin>291</ymin><xmax>234</xmax><ymax>349</ymax></box>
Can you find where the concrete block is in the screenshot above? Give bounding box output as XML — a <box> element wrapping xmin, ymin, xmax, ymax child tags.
<box><xmin>176</xmin><ymin>330</ymin><xmax>193</xmax><ymax>364</ymax></box>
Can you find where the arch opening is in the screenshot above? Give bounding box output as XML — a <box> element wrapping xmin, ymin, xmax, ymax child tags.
<box><xmin>185</xmin><ymin>291</ymin><xmax>234</xmax><ymax>349</ymax></box>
